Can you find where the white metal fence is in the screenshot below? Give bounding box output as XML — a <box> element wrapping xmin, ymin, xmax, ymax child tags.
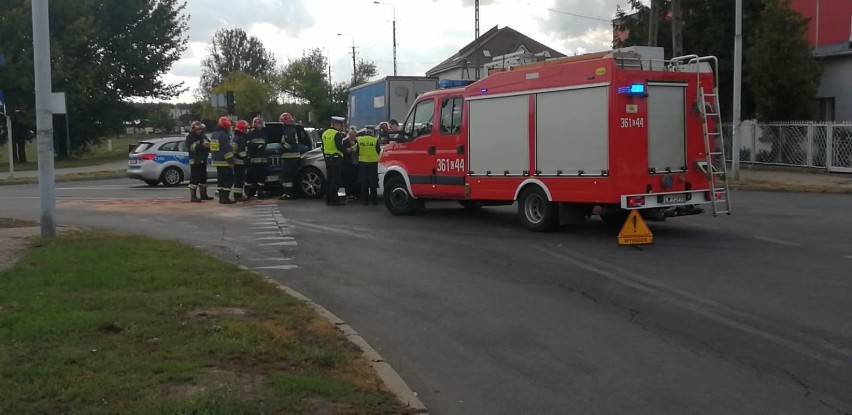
<box><xmin>723</xmin><ymin>121</ymin><xmax>852</xmax><ymax>173</ymax></box>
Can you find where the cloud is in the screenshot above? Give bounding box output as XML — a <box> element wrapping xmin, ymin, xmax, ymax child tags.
<box><xmin>184</xmin><ymin>0</ymin><xmax>315</xmax><ymax>43</ymax></box>
<box><xmin>535</xmin><ymin>0</ymin><xmax>624</xmax><ymax>54</ymax></box>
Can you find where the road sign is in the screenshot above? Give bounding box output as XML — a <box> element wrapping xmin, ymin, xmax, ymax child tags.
<box><xmin>618</xmin><ymin>210</ymin><xmax>653</xmax><ymax>245</ymax></box>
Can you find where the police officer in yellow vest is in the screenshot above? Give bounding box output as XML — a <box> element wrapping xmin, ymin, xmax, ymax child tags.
<box><xmin>357</xmin><ymin>125</ymin><xmax>381</xmax><ymax>205</ymax></box>
<box><xmin>322</xmin><ymin>116</ymin><xmax>347</xmax><ymax>206</ymax></box>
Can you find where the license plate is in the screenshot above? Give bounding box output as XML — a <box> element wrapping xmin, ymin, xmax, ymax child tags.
<box><xmin>128</xmin><ymin>159</ymin><xmax>138</xmax><ymax>165</ymax></box>
<box><xmin>662</xmin><ymin>193</ymin><xmax>687</xmax><ymax>204</ymax></box>
<box><xmin>266</xmin><ymin>175</ymin><xmax>278</xmax><ymax>182</ymax></box>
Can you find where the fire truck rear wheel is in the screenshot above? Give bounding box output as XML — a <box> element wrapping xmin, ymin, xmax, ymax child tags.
<box><xmin>384</xmin><ymin>176</ymin><xmax>422</xmax><ymax>215</ymax></box>
<box><xmin>518</xmin><ymin>187</ymin><xmax>558</xmax><ymax>232</ymax></box>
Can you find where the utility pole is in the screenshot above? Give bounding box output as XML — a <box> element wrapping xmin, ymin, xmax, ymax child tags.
<box><xmin>1</xmin><ymin>101</ymin><xmax>13</xmax><ymax>179</ymax></box>
<box><xmin>648</xmin><ymin>0</ymin><xmax>659</xmax><ymax>47</ymax></box>
<box><xmin>32</xmin><ymin>0</ymin><xmax>57</xmax><ymax>238</ymax></box>
<box><xmin>373</xmin><ymin>1</ymin><xmax>397</xmax><ymax>76</ymax></box>
<box><xmin>474</xmin><ymin>0</ymin><xmax>480</xmax><ymax>80</ymax></box>
<box><xmin>732</xmin><ymin>0</ymin><xmax>743</xmax><ymax>180</ymax></box>
<box><xmin>337</xmin><ymin>33</ymin><xmax>357</xmax><ymax>85</ymax></box>
<box><xmin>671</xmin><ymin>0</ymin><xmax>683</xmax><ymax>57</ymax></box>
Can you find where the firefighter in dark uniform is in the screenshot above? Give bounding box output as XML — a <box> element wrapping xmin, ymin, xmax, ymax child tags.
<box><xmin>231</xmin><ymin>119</ymin><xmax>250</xmax><ymax>201</ymax></box>
<box><xmin>186</xmin><ymin>121</ymin><xmax>213</xmax><ymax>202</ymax></box>
<box><xmin>211</xmin><ymin>116</ymin><xmax>235</xmax><ymax>204</ymax></box>
<box><xmin>278</xmin><ymin>112</ymin><xmax>304</xmax><ymax>199</ymax></box>
<box><xmin>357</xmin><ymin>125</ymin><xmax>381</xmax><ymax>205</ymax></box>
<box><xmin>322</xmin><ymin>116</ymin><xmax>347</xmax><ymax>206</ymax></box>
<box><xmin>246</xmin><ymin>116</ymin><xmax>268</xmax><ymax>199</ymax></box>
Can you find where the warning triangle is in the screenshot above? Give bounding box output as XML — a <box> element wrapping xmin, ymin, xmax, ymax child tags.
<box><xmin>617</xmin><ymin>210</ymin><xmax>653</xmax><ymax>245</ymax></box>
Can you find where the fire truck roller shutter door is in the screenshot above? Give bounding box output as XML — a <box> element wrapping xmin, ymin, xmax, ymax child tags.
<box><xmin>536</xmin><ymin>85</ymin><xmax>610</xmax><ymax>176</ymax></box>
<box><xmin>647</xmin><ymin>83</ymin><xmax>687</xmax><ymax>173</ymax></box>
<box><xmin>467</xmin><ymin>95</ymin><xmax>529</xmax><ymax>176</ymax></box>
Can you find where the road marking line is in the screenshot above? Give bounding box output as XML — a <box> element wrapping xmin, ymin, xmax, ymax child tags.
<box><xmin>753</xmin><ymin>236</ymin><xmax>801</xmax><ymax>247</ymax></box>
<box><xmin>259</xmin><ymin>241</ymin><xmax>297</xmax><ymax>246</ymax></box>
<box><xmin>256</xmin><ymin>237</ymin><xmax>295</xmax><ymax>241</ymax></box>
<box><xmin>246</xmin><ymin>257</ymin><xmax>294</xmax><ymax>261</ymax></box>
<box><xmin>253</xmin><ymin>265</ymin><xmax>298</xmax><ymax>270</ymax></box>
<box><xmin>533</xmin><ymin>245</ymin><xmax>850</xmax><ymax>366</ymax></box>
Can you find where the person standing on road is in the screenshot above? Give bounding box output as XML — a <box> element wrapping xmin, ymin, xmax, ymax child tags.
<box><xmin>211</xmin><ymin>116</ymin><xmax>236</xmax><ymax>205</ymax></box>
<box><xmin>231</xmin><ymin>120</ymin><xmax>250</xmax><ymax>202</ymax></box>
<box><xmin>342</xmin><ymin>129</ymin><xmax>360</xmax><ymax>202</ymax></box>
<box><xmin>321</xmin><ymin>116</ymin><xmax>347</xmax><ymax>206</ymax></box>
<box><xmin>246</xmin><ymin>116</ymin><xmax>268</xmax><ymax>199</ymax></box>
<box><xmin>278</xmin><ymin>112</ymin><xmax>303</xmax><ymax>200</ymax></box>
<box><xmin>357</xmin><ymin>125</ymin><xmax>381</xmax><ymax>205</ymax></box>
<box><xmin>186</xmin><ymin>121</ymin><xmax>213</xmax><ymax>202</ymax></box>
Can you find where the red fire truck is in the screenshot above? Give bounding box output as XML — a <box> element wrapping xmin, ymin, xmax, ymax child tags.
<box><xmin>379</xmin><ymin>48</ymin><xmax>731</xmax><ymax>231</ymax></box>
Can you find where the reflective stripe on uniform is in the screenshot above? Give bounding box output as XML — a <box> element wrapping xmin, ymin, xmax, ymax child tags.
<box><xmin>250</xmin><ymin>158</ymin><xmax>266</xmax><ymax>163</ymax></box>
<box><xmin>282</xmin><ymin>153</ymin><xmax>301</xmax><ymax>159</ymax></box>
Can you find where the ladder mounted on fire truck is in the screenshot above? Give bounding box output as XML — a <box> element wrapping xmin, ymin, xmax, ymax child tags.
<box><xmin>674</xmin><ymin>55</ymin><xmax>732</xmax><ymax>216</ymax></box>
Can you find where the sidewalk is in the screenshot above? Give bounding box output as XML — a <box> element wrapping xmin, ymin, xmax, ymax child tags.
<box><xmin>3</xmin><ymin>160</ymin><xmax>126</xmax><ymax>179</ymax></box>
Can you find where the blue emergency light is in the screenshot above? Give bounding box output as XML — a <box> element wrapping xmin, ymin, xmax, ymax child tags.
<box><xmin>618</xmin><ymin>83</ymin><xmax>646</xmax><ymax>96</ymax></box>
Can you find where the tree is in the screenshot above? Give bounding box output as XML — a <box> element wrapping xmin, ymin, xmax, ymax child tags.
<box><xmin>353</xmin><ymin>59</ymin><xmax>378</xmax><ymax>86</ymax></box>
<box><xmin>200</xmin><ymin>28</ymin><xmax>277</xmax><ymax>93</ymax></box>
<box><xmin>278</xmin><ymin>48</ymin><xmax>333</xmax><ymax>124</ymax></box>
<box><xmin>0</xmin><ymin>0</ymin><xmax>189</xmax><ymax>161</ymax></box>
<box><xmin>745</xmin><ymin>0</ymin><xmax>821</xmax><ymax>121</ymax></box>
<box><xmin>611</xmin><ymin>0</ymin><xmax>792</xmax><ymax>121</ymax></box>
<box><xmin>202</xmin><ymin>71</ymin><xmax>274</xmax><ymax>120</ymax></box>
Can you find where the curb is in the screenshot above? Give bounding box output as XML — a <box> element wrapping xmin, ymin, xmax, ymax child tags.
<box><xmin>239</xmin><ymin>265</ymin><xmax>429</xmax><ymax>414</ymax></box>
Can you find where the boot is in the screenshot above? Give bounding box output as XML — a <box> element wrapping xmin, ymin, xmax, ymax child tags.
<box><xmin>233</xmin><ymin>191</ymin><xmax>247</xmax><ymax>202</ymax></box>
<box><xmin>199</xmin><ymin>185</ymin><xmax>214</xmax><ymax>200</ymax></box>
<box><xmin>190</xmin><ymin>187</ymin><xmax>201</xmax><ymax>203</ymax></box>
<box><xmin>219</xmin><ymin>190</ymin><xmax>235</xmax><ymax>204</ymax></box>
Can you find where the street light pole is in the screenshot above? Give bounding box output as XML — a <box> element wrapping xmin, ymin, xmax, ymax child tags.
<box><xmin>32</xmin><ymin>0</ymin><xmax>57</xmax><ymax>238</ymax></box>
<box><xmin>337</xmin><ymin>33</ymin><xmax>357</xmax><ymax>85</ymax></box>
<box><xmin>373</xmin><ymin>1</ymin><xmax>397</xmax><ymax>76</ymax></box>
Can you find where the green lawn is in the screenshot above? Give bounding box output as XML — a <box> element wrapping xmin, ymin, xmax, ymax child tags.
<box><xmin>0</xmin><ymin>231</ymin><xmax>410</xmax><ymax>415</ymax></box>
<box><xmin>0</xmin><ymin>135</ymin><xmax>171</xmax><ymax>173</ymax></box>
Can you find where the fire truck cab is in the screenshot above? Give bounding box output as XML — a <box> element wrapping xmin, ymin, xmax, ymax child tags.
<box><xmin>379</xmin><ymin>47</ymin><xmax>730</xmax><ymax>231</ymax></box>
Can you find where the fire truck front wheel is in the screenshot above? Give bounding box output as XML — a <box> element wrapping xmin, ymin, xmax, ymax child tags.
<box><xmin>384</xmin><ymin>176</ymin><xmax>423</xmax><ymax>215</ymax></box>
<box><xmin>518</xmin><ymin>187</ymin><xmax>558</xmax><ymax>232</ymax></box>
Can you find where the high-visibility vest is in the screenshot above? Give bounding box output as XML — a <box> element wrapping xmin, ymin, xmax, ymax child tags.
<box><xmin>322</xmin><ymin>129</ymin><xmax>343</xmax><ymax>157</ymax></box>
<box><xmin>357</xmin><ymin>135</ymin><xmax>380</xmax><ymax>163</ymax></box>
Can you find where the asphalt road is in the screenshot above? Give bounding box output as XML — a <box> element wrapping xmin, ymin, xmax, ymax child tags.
<box><xmin>2</xmin><ymin>179</ymin><xmax>851</xmax><ymax>414</ymax></box>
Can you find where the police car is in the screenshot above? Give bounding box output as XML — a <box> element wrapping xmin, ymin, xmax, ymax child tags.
<box><xmin>126</xmin><ymin>137</ymin><xmax>216</xmax><ymax>186</ymax></box>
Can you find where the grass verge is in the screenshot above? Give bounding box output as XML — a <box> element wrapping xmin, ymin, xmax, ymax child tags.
<box><xmin>0</xmin><ymin>231</ymin><xmax>411</xmax><ymax>415</ymax></box>
<box><xmin>0</xmin><ymin>170</ymin><xmax>125</xmax><ymax>186</ymax></box>
<box><xmin>0</xmin><ymin>136</ymin><xmax>143</xmax><ymax>173</ymax></box>
<box><xmin>0</xmin><ymin>218</ymin><xmax>37</xmax><ymax>228</ymax></box>
<box><xmin>731</xmin><ymin>179</ymin><xmax>852</xmax><ymax>194</ymax></box>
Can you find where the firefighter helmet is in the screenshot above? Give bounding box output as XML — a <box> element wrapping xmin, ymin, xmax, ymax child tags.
<box><xmin>235</xmin><ymin>120</ymin><xmax>249</xmax><ymax>133</ymax></box>
<box><xmin>218</xmin><ymin>116</ymin><xmax>232</xmax><ymax>129</ymax></box>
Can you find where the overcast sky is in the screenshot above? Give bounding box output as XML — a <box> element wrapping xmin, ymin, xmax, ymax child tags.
<box><xmin>164</xmin><ymin>0</ymin><xmax>634</xmax><ymax>103</ymax></box>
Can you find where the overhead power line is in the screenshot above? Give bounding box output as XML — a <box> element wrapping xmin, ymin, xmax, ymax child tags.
<box><xmin>515</xmin><ymin>1</ymin><xmax>611</xmax><ymax>23</ymax></box>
